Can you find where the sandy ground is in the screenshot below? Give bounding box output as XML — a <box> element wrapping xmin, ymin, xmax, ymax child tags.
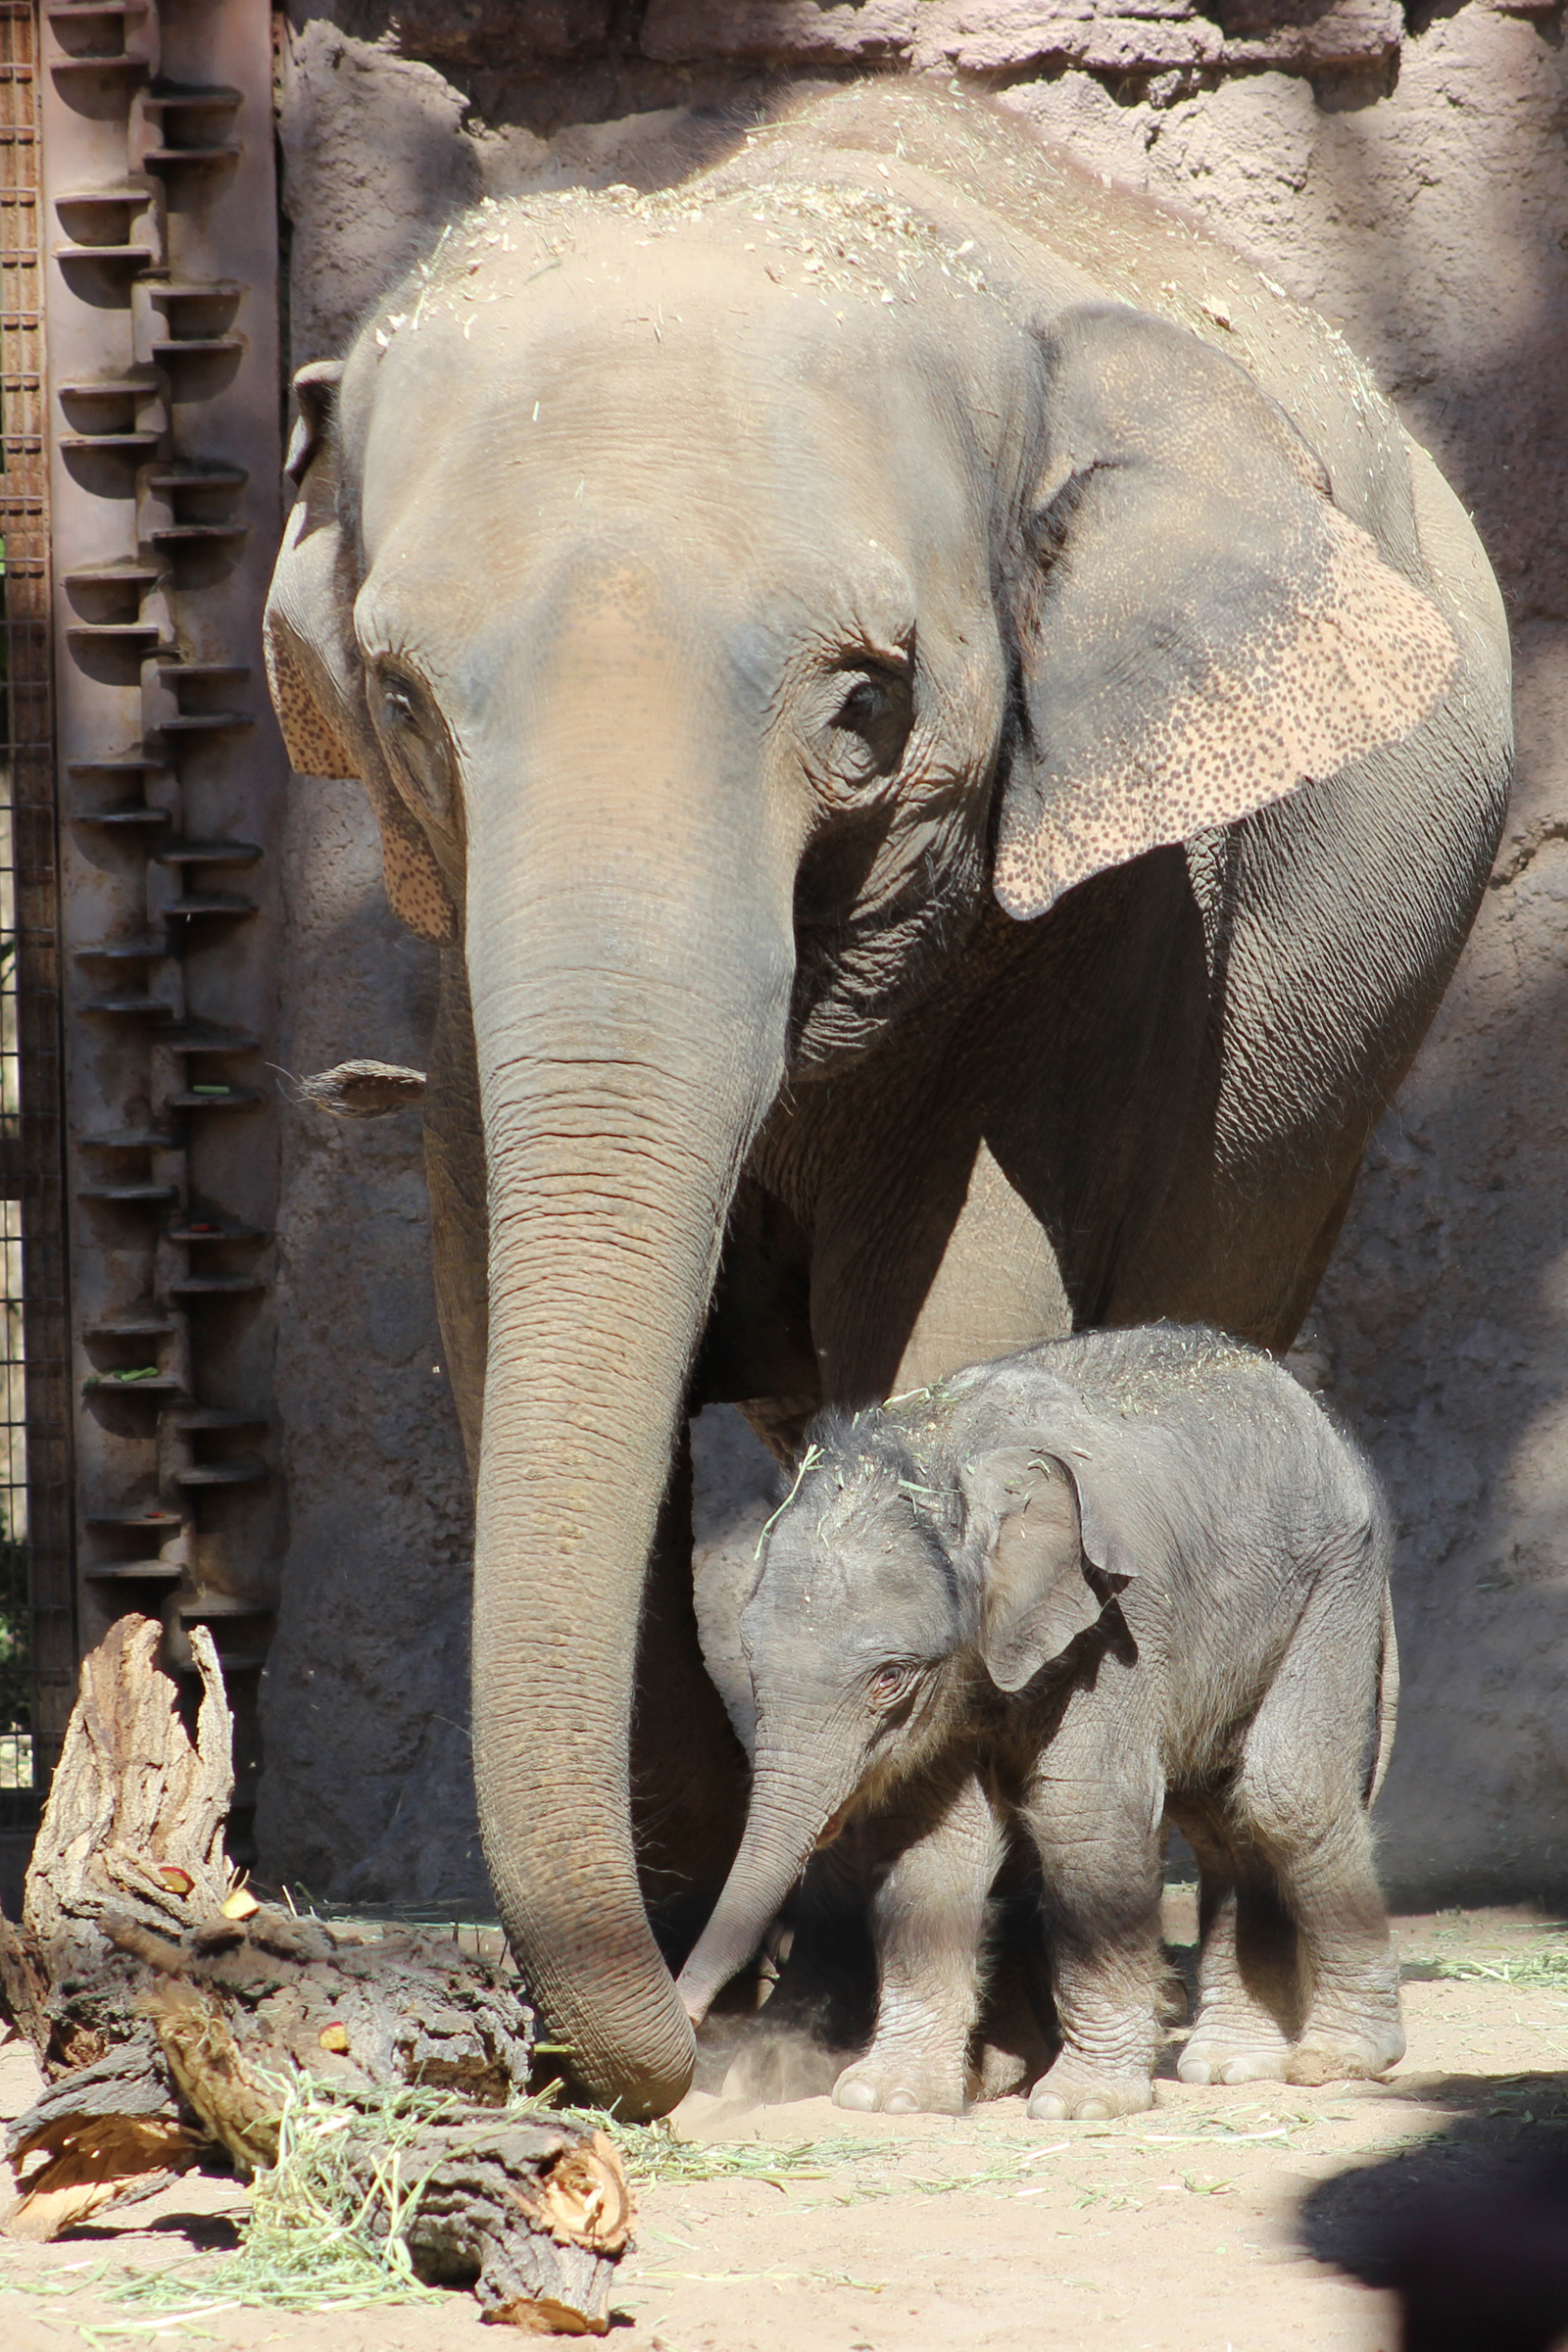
<box><xmin>4</xmin><ymin>1895</ymin><xmax>1566</xmax><ymax>2351</ymax></box>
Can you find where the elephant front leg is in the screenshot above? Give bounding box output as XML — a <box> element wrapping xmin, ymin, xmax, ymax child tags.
<box><xmin>1022</xmin><ymin>1735</ymin><xmax>1167</xmax><ymax>2122</ymax></box>
<box><xmin>833</xmin><ymin>1768</ymin><xmax>1005</xmax><ymax>2117</ymax></box>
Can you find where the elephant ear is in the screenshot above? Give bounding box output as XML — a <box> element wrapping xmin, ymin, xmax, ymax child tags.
<box><xmin>264</xmin><ymin>360</ymin><xmax>457</xmax><ymax>945</ymax></box>
<box><xmin>960</xmin><ymin>1446</ymin><xmax>1129</xmax><ymax>1694</ymax></box>
<box><xmin>995</xmin><ymin>304</ymin><xmax>1458</xmax><ymax>920</ymax></box>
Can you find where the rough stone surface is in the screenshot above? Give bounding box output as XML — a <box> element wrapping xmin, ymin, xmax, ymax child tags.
<box><xmin>261</xmin><ymin>3</ymin><xmax>1568</xmax><ymax>1909</ymax></box>
<box><xmin>642</xmin><ymin>1</ymin><xmax>920</xmax><ymax>66</ymax></box>
<box><xmin>258</xmin><ymin>772</ymin><xmax>482</xmax><ymax>1904</ymax></box>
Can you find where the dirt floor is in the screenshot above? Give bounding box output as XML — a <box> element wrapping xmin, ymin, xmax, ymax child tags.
<box><xmin>4</xmin><ymin>1894</ymin><xmax>1567</xmax><ymax>2350</ymax></box>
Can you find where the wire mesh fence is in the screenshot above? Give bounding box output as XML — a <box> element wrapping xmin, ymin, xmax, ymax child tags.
<box><xmin>0</xmin><ymin>0</ymin><xmax>70</xmax><ymax>1831</ymax></box>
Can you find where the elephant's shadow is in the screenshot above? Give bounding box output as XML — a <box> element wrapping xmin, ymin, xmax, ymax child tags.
<box><xmin>1298</xmin><ymin>2071</ymin><xmax>1568</xmax><ymax>2352</ymax></box>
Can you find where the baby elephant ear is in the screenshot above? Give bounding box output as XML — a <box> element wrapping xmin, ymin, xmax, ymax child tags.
<box><xmin>996</xmin><ymin>304</ymin><xmax>1458</xmax><ymax>920</ymax></box>
<box><xmin>970</xmin><ymin>1450</ymin><xmax>1105</xmax><ymax>1694</ymax></box>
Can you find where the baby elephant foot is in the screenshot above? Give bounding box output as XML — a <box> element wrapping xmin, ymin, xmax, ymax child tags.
<box><xmin>1178</xmin><ymin>2031</ymin><xmax>1292</xmax><ymax>2087</ymax></box>
<box><xmin>720</xmin><ymin>2023</ymin><xmax>848</xmax><ymax>2107</ymax></box>
<box><xmin>1288</xmin><ymin>2016</ymin><xmax>1405</xmax><ymax>2086</ymax></box>
<box><xmin>833</xmin><ymin>2052</ymin><xmax>965</xmax><ymax>2117</ymax></box>
<box><xmin>1027</xmin><ymin>2058</ymin><xmax>1154</xmax><ymax>2122</ymax></box>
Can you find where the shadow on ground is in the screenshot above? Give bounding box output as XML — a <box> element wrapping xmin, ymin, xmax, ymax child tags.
<box><xmin>1301</xmin><ymin>2072</ymin><xmax>1568</xmax><ymax>2351</ymax></box>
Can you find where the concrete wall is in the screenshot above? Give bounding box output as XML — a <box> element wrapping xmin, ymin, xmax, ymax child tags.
<box><xmin>257</xmin><ymin>0</ymin><xmax>1568</xmax><ymax>1909</ymax></box>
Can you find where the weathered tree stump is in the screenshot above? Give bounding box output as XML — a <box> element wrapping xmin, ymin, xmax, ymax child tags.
<box><xmin>0</xmin><ymin>1616</ymin><xmax>633</xmax><ymax>2332</ymax></box>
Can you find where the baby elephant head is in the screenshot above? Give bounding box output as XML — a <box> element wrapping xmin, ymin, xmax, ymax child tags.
<box><xmin>676</xmin><ymin>1420</ymin><xmax>1127</xmax><ymax>2025</ymax></box>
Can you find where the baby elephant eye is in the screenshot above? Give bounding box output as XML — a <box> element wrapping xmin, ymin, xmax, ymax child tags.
<box><xmin>867</xmin><ymin>1663</ymin><xmax>910</xmax><ymax>1711</ymax></box>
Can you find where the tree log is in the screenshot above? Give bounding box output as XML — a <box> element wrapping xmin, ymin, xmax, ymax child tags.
<box><xmin>0</xmin><ymin>1617</ymin><xmax>632</xmax><ymax>2333</ymax></box>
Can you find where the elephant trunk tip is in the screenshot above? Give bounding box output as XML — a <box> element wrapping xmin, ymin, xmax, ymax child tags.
<box><xmin>674</xmin><ymin>1957</ymin><xmax>724</xmax><ymax>2031</ymax></box>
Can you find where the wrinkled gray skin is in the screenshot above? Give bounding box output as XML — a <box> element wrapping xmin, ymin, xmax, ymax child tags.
<box><xmin>679</xmin><ymin>1325</ymin><xmax>1403</xmax><ymax>2119</ymax></box>
<box><xmin>265</xmin><ymin>77</ymin><xmax>1509</xmax><ymax>2116</ymax></box>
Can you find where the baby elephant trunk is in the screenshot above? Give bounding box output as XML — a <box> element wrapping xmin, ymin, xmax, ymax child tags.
<box><xmin>677</xmin><ymin>1760</ymin><xmax>849</xmax><ymax>2025</ymax></box>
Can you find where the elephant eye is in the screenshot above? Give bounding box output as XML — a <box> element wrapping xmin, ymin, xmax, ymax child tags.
<box><xmin>867</xmin><ymin>1662</ymin><xmax>912</xmax><ymax>1711</ymax></box>
<box><xmin>372</xmin><ymin>666</ymin><xmax>456</xmax><ymax>830</ymax></box>
<box><xmin>830</xmin><ymin>662</ymin><xmax>912</xmax><ymax>783</ymax></box>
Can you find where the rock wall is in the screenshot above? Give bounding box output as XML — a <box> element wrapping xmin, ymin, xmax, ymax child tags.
<box><xmin>258</xmin><ymin>0</ymin><xmax>1568</xmax><ymax>1909</ymax></box>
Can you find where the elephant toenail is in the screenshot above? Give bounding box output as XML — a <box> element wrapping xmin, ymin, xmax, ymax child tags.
<box><xmin>886</xmin><ymin>2089</ymin><xmax>918</xmax><ymax>2114</ymax></box>
<box><xmin>834</xmin><ymin>2079</ymin><xmax>877</xmax><ymax>2111</ymax></box>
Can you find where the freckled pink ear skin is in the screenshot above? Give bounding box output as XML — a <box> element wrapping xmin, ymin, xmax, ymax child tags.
<box><xmin>998</xmin><ymin>304</ymin><xmax>1458</xmax><ymax>921</ymax></box>
<box><xmin>264</xmin><ymin>612</ymin><xmax>359</xmax><ymax>784</ymax></box>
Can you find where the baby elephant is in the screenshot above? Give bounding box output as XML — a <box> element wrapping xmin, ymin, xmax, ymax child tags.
<box><xmin>678</xmin><ymin>1323</ymin><xmax>1403</xmax><ymax>2121</ymax></box>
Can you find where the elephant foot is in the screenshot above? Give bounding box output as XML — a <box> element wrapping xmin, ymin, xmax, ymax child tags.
<box><xmin>833</xmin><ymin>2048</ymin><xmax>966</xmax><ymax>2117</ymax></box>
<box><xmin>1179</xmin><ymin>2042</ymin><xmax>1290</xmax><ymax>2086</ymax></box>
<box><xmin>1178</xmin><ymin>1996</ymin><xmax>1295</xmax><ymax>2086</ymax></box>
<box><xmin>1154</xmin><ymin>1962</ymin><xmax>1190</xmax><ymax>2027</ymax></box>
<box><xmin>718</xmin><ymin>2019</ymin><xmax>855</xmax><ymax>2108</ymax></box>
<box><xmin>1027</xmin><ymin>2057</ymin><xmax>1154</xmax><ymax>2122</ymax></box>
<box><xmin>968</xmin><ymin>2034</ymin><xmax>1039</xmax><ymax>2102</ymax></box>
<box><xmin>1288</xmin><ymin>2014</ymin><xmax>1404</xmax><ymax>2086</ymax></box>
<box><xmin>970</xmin><ymin>1920</ymin><xmax>1057</xmax><ymax>2103</ymax></box>
<box><xmin>690</xmin><ymin>2006</ymin><xmax>768</xmax><ymax>2096</ymax></box>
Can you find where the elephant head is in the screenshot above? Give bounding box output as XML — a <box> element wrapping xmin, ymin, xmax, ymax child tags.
<box><xmin>264</xmin><ymin>187</ymin><xmax>1454</xmax><ymax>2116</ymax></box>
<box><xmin>675</xmin><ymin>1414</ymin><xmax>1133</xmax><ymax>2027</ymax></box>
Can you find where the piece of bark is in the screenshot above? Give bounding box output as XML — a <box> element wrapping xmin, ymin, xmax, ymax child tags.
<box><xmin>0</xmin><ymin>1909</ymin><xmax>53</xmax><ymax>2063</ymax></box>
<box><xmin>145</xmin><ymin>1984</ymin><xmax>283</xmax><ymax>2173</ymax></box>
<box><xmin>295</xmin><ymin>1058</ymin><xmax>426</xmax><ymax>1117</ymax></box>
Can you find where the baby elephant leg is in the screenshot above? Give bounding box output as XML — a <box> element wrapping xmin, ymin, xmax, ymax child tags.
<box><xmin>833</xmin><ymin>1768</ymin><xmax>1004</xmax><ymax>2117</ymax></box>
<box><xmin>1229</xmin><ymin>1585</ymin><xmax>1404</xmax><ymax>2086</ymax></box>
<box><xmin>1270</xmin><ymin>1808</ymin><xmax>1402</xmax><ymax>2084</ymax></box>
<box><xmin>1176</xmin><ymin>1816</ymin><xmax>1298</xmax><ymax>2087</ymax></box>
<box><xmin>1022</xmin><ymin>1725</ymin><xmax>1166</xmax><ymax>2121</ymax></box>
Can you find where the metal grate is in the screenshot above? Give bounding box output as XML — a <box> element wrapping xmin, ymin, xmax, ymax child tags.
<box><xmin>0</xmin><ymin>0</ymin><xmax>69</xmax><ymax>1832</ymax></box>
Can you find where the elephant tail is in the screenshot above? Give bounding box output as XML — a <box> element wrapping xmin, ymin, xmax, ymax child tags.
<box><xmin>1368</xmin><ymin>1583</ymin><xmax>1399</xmax><ymax>1811</ymax></box>
<box><xmin>291</xmin><ymin>1059</ymin><xmax>426</xmax><ymax>1118</ymax></box>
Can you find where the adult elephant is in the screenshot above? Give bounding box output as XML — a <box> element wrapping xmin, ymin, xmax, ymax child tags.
<box><xmin>265</xmin><ymin>81</ymin><xmax>1511</xmax><ymax>2118</ymax></box>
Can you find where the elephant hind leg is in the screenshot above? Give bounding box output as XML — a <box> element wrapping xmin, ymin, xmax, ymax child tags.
<box><xmin>970</xmin><ymin>1848</ymin><xmax>1059</xmax><ymax>2102</ymax></box>
<box><xmin>1214</xmin><ymin>1600</ymin><xmax>1404</xmax><ymax>2086</ymax></box>
<box><xmin>1176</xmin><ymin>1806</ymin><xmax>1298</xmax><ymax>2087</ymax></box>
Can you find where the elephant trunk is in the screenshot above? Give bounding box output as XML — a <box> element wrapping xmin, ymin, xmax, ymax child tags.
<box><xmin>677</xmin><ymin>1745</ymin><xmax>853</xmax><ymax>2025</ymax></box>
<box><xmin>465</xmin><ymin>710</ymin><xmax>796</xmax><ymax>2118</ymax></box>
